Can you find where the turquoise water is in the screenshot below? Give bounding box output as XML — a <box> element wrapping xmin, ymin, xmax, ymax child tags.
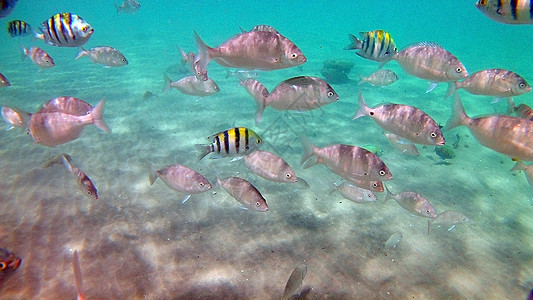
<box><xmin>1</xmin><ymin>1</ymin><xmax>532</xmax><ymax>299</ymax></box>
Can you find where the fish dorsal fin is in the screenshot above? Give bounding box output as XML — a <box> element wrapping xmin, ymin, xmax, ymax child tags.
<box><xmin>283</xmin><ymin>76</ymin><xmax>315</xmax><ymax>87</ymax></box>
<box><xmin>250</xmin><ymin>25</ymin><xmax>278</xmax><ymax>33</ymax></box>
<box><xmin>407</xmin><ymin>41</ymin><xmax>443</xmax><ymax>49</ymax></box>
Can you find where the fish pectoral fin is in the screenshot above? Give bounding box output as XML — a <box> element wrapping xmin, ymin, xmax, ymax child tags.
<box><xmin>426</xmin><ymin>82</ymin><xmax>438</xmax><ymax>93</ymax></box>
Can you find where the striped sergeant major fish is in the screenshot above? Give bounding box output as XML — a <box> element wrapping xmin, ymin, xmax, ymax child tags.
<box><xmin>476</xmin><ymin>0</ymin><xmax>533</xmax><ymax>24</ymax></box>
<box><xmin>344</xmin><ymin>30</ymin><xmax>398</xmax><ymax>62</ymax></box>
<box><xmin>196</xmin><ymin>127</ymin><xmax>263</xmax><ymax>160</ymax></box>
<box><xmin>36</xmin><ymin>13</ymin><xmax>94</xmax><ymax>47</ymax></box>
<box><xmin>7</xmin><ymin>19</ymin><xmax>31</xmax><ymax>37</ymax></box>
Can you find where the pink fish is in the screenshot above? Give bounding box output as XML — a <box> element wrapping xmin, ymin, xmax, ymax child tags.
<box><xmin>217</xmin><ymin>177</ymin><xmax>269</xmax><ymax>212</ymax></box>
<box><xmin>385</xmin><ymin>185</ymin><xmax>437</xmax><ymax>218</ymax></box>
<box><xmin>28</xmin><ymin>99</ymin><xmax>110</xmax><ymax>146</ymax></box>
<box><xmin>194</xmin><ymin>25</ymin><xmax>306</xmax><ymax>70</ymax></box>
<box><xmin>22</xmin><ymin>46</ymin><xmax>55</xmax><ymax>69</ymax></box>
<box><xmin>178</xmin><ymin>46</ymin><xmax>208</xmax><ymax>81</ymax></box>
<box><xmin>38</xmin><ymin>96</ymin><xmax>94</xmax><ymax>115</ymax></box>
<box><xmin>1</xmin><ymin>106</ymin><xmax>29</xmax><ymax>129</ymax></box>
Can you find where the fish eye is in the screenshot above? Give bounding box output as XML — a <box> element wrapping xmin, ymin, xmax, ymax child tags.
<box><xmin>372</xmin><ymin>182</ymin><xmax>378</xmax><ymax>187</ymax></box>
<box><xmin>285</xmin><ymin>173</ymin><xmax>291</xmax><ymax>178</ymax></box>
<box><xmin>199</xmin><ymin>182</ymin><xmax>205</xmax><ymax>187</ymax></box>
<box><xmin>455</xmin><ymin>67</ymin><xmax>462</xmax><ymax>73</ymax></box>
<box><xmin>255</xmin><ymin>201</ymin><xmax>260</xmax><ymax>207</ymax></box>
<box><xmin>479</xmin><ymin>0</ymin><xmax>487</xmax><ymax>5</ymax></box>
<box><xmin>256</xmin><ymin>139</ymin><xmax>262</xmax><ymax>144</ymax></box>
<box><xmin>291</xmin><ymin>53</ymin><xmax>298</xmax><ymax>59</ymax></box>
<box><xmin>379</xmin><ymin>170</ymin><xmax>386</xmax><ymax>176</ymax></box>
<box><xmin>81</xmin><ymin>26</ymin><xmax>87</xmax><ymax>32</ymax></box>
<box><xmin>431</xmin><ymin>132</ymin><xmax>437</xmax><ymax>138</ymax></box>
<box><xmin>519</xmin><ymin>82</ymin><xmax>526</xmax><ymax>89</ymax></box>
<box><xmin>0</xmin><ymin>262</ymin><xmax>6</xmax><ymax>270</ymax></box>
<box><xmin>327</xmin><ymin>91</ymin><xmax>335</xmax><ymax>97</ymax></box>
<box><xmin>384</xmin><ymin>51</ymin><xmax>390</xmax><ymax>56</ymax></box>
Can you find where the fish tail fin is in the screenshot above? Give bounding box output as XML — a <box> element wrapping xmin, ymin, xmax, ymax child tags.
<box><xmin>60</xmin><ymin>153</ymin><xmax>74</xmax><ymax>173</ymax></box>
<box><xmin>240</xmin><ymin>79</ymin><xmax>268</xmax><ymax>124</ymax></box>
<box><xmin>300</xmin><ymin>136</ymin><xmax>317</xmax><ymax>167</ymax></box>
<box><xmin>445</xmin><ymin>81</ymin><xmax>458</xmax><ymax>99</ymax></box>
<box><xmin>510</xmin><ymin>161</ymin><xmax>525</xmax><ymax>172</ymax></box>
<box><xmin>506</xmin><ymin>98</ymin><xmax>516</xmax><ymax>115</ymax></box>
<box><xmin>90</xmin><ymin>98</ymin><xmax>111</xmax><ymax>133</ymax></box>
<box><xmin>75</xmin><ymin>48</ymin><xmax>88</xmax><ymax>60</ymax></box>
<box><xmin>193</xmin><ymin>31</ymin><xmax>212</xmax><ymax>72</ymax></box>
<box><xmin>344</xmin><ymin>34</ymin><xmax>362</xmax><ymax>50</ymax></box>
<box><xmin>383</xmin><ymin>184</ymin><xmax>393</xmax><ymax>203</ymax></box>
<box><xmin>352</xmin><ymin>91</ymin><xmax>370</xmax><ymax>120</ymax></box>
<box><xmin>115</xmin><ymin>3</ymin><xmax>121</xmax><ymax>15</ymax></box>
<box><xmin>72</xmin><ymin>250</ymin><xmax>86</xmax><ymax>300</ymax></box>
<box><xmin>225</xmin><ymin>69</ymin><xmax>231</xmax><ymax>79</ymax></box>
<box><xmin>177</xmin><ymin>46</ymin><xmax>188</xmax><ymax>65</ymax></box>
<box><xmin>356</xmin><ymin>75</ymin><xmax>366</xmax><ymax>86</ymax></box>
<box><xmin>328</xmin><ymin>181</ymin><xmax>339</xmax><ymax>195</ymax></box>
<box><xmin>427</xmin><ymin>219</ymin><xmax>431</xmax><ymax>235</ymax></box>
<box><xmin>195</xmin><ymin>144</ymin><xmax>212</xmax><ymax>161</ymax></box>
<box><xmin>444</xmin><ymin>93</ymin><xmax>468</xmax><ymax>130</ymax></box>
<box><xmin>20</xmin><ymin>44</ymin><xmax>28</xmax><ymax>61</ymax></box>
<box><xmin>162</xmin><ymin>73</ymin><xmax>172</xmax><ymax>93</ymax></box>
<box><xmin>144</xmin><ymin>160</ymin><xmax>159</xmax><ymax>185</ymax></box>
<box><xmin>41</xmin><ymin>152</ymin><xmax>71</xmax><ymax>168</ymax></box>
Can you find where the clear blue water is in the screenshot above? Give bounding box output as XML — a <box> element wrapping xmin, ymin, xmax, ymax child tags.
<box><xmin>0</xmin><ymin>1</ymin><xmax>532</xmax><ymax>299</ymax></box>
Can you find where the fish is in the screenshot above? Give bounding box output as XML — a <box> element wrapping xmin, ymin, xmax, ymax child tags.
<box><xmin>301</xmin><ymin>137</ymin><xmax>393</xmax><ymax>182</ymax></box>
<box><xmin>329</xmin><ymin>182</ymin><xmax>377</xmax><ymax>204</ymax></box>
<box><xmin>196</xmin><ymin>127</ymin><xmax>263</xmax><ymax>161</ymax></box>
<box><xmin>282</xmin><ymin>264</ymin><xmax>307</xmax><ymax>300</ymax></box>
<box><xmin>358</xmin><ymin>69</ymin><xmax>399</xmax><ymax>86</ymax></box>
<box><xmin>384</xmin><ymin>232</ymin><xmax>403</xmax><ymax>250</ymax></box>
<box><xmin>38</xmin><ymin>96</ymin><xmax>98</xmax><ymax>116</ymax></box>
<box><xmin>21</xmin><ymin>46</ymin><xmax>55</xmax><ymax>69</ymax></box>
<box><xmin>75</xmin><ymin>46</ymin><xmax>128</xmax><ymax>67</ymax></box>
<box><xmin>43</xmin><ymin>153</ymin><xmax>99</xmax><ymax>200</ymax></box>
<box><xmin>194</xmin><ymin>26</ymin><xmax>306</xmax><ymax>70</ymax></box>
<box><xmin>353</xmin><ymin>91</ymin><xmax>445</xmax><ymax>146</ymax></box>
<box><xmin>7</xmin><ymin>19</ymin><xmax>31</xmax><ymax>37</ymax></box>
<box><xmin>36</xmin><ymin>13</ymin><xmax>94</xmax><ymax>47</ymax></box>
<box><xmin>72</xmin><ymin>250</ymin><xmax>86</xmax><ymax>300</ymax></box>
<box><xmin>162</xmin><ymin>74</ymin><xmax>219</xmax><ymax>96</ymax></box>
<box><xmin>142</xmin><ymin>91</ymin><xmax>158</xmax><ymax>101</ymax></box>
<box><xmin>476</xmin><ymin>0</ymin><xmax>533</xmax><ymax>24</ymax></box>
<box><xmin>146</xmin><ymin>161</ymin><xmax>212</xmax><ymax>195</ymax></box>
<box><xmin>243</xmin><ymin>150</ymin><xmax>297</xmax><ymax>183</ymax></box>
<box><xmin>384</xmin><ymin>185</ymin><xmax>437</xmax><ymax>218</ymax></box>
<box><xmin>217</xmin><ymin>177</ymin><xmax>269</xmax><ymax>212</ymax></box>
<box><xmin>0</xmin><ymin>247</ymin><xmax>21</xmax><ymax>273</ymax></box>
<box><xmin>28</xmin><ymin>98</ymin><xmax>110</xmax><ymax>146</ymax></box>
<box><xmin>241</xmin><ymin>76</ymin><xmax>339</xmax><ymax>124</ymax></box>
<box><xmin>0</xmin><ymin>0</ymin><xmax>17</xmax><ymax>18</ymax></box>
<box><xmin>0</xmin><ymin>72</ymin><xmax>10</xmax><ymax>87</ymax></box>
<box><xmin>428</xmin><ymin>210</ymin><xmax>469</xmax><ymax>234</ymax></box>
<box><xmin>178</xmin><ymin>46</ymin><xmax>208</xmax><ymax>81</ymax></box>
<box><xmin>115</xmin><ymin>0</ymin><xmax>141</xmax><ymax>14</ymax></box>
<box><xmin>345</xmin><ymin>178</ymin><xmax>384</xmax><ymax>193</ymax></box>
<box><xmin>445</xmin><ymin>69</ymin><xmax>531</xmax><ymax>100</ymax></box>
<box><xmin>383</xmin><ymin>42</ymin><xmax>468</xmax><ymax>92</ymax></box>
<box><xmin>514</xmin><ymin>103</ymin><xmax>533</xmax><ymax>121</ymax></box>
<box><xmin>511</xmin><ymin>161</ymin><xmax>533</xmax><ymax>187</ymax></box>
<box><xmin>1</xmin><ymin>106</ymin><xmax>29</xmax><ymax>129</ymax></box>
<box><xmin>445</xmin><ymin>94</ymin><xmax>533</xmax><ymax>161</ymax></box>
<box><xmin>384</xmin><ymin>131</ymin><xmax>420</xmax><ymax>156</ymax></box>
<box><xmin>344</xmin><ymin>30</ymin><xmax>398</xmax><ymax>62</ymax></box>
<box><xmin>225</xmin><ymin>69</ymin><xmax>259</xmax><ymax>81</ymax></box>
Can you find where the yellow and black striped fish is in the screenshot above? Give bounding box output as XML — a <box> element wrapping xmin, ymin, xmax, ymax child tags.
<box><xmin>36</xmin><ymin>13</ymin><xmax>93</xmax><ymax>47</ymax></box>
<box><xmin>7</xmin><ymin>19</ymin><xmax>31</xmax><ymax>37</ymax></box>
<box><xmin>196</xmin><ymin>127</ymin><xmax>263</xmax><ymax>160</ymax></box>
<box><xmin>344</xmin><ymin>30</ymin><xmax>398</xmax><ymax>62</ymax></box>
<box><xmin>476</xmin><ymin>0</ymin><xmax>533</xmax><ymax>24</ymax></box>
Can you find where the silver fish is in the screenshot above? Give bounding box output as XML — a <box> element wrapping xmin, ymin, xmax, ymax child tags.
<box><xmin>384</xmin><ymin>42</ymin><xmax>468</xmax><ymax>92</ymax></box>
<box><xmin>446</xmin><ymin>69</ymin><xmax>531</xmax><ymax>100</ymax></box>
<box><xmin>115</xmin><ymin>0</ymin><xmax>140</xmax><ymax>14</ymax></box>
<box><xmin>38</xmin><ymin>96</ymin><xmax>94</xmax><ymax>116</ymax></box>
<box><xmin>354</xmin><ymin>92</ymin><xmax>445</xmax><ymax>146</ymax></box>
<box><xmin>242</xmin><ymin>76</ymin><xmax>339</xmax><ymax>124</ymax></box>
<box><xmin>384</xmin><ymin>185</ymin><xmax>437</xmax><ymax>218</ymax></box>
<box><xmin>194</xmin><ymin>26</ymin><xmax>306</xmax><ymax>70</ymax></box>
<box><xmin>162</xmin><ymin>74</ymin><xmax>219</xmax><ymax>96</ymax></box>
<box><xmin>28</xmin><ymin>99</ymin><xmax>110</xmax><ymax>146</ymax></box>
<box><xmin>511</xmin><ymin>161</ymin><xmax>533</xmax><ymax>187</ymax></box>
<box><xmin>0</xmin><ymin>73</ymin><xmax>10</xmax><ymax>87</ymax></box>
<box><xmin>445</xmin><ymin>94</ymin><xmax>533</xmax><ymax>161</ymax></box>
<box><xmin>384</xmin><ymin>131</ymin><xmax>420</xmax><ymax>156</ymax></box>
<box><xmin>22</xmin><ymin>46</ymin><xmax>55</xmax><ymax>69</ymax></box>
<box><xmin>196</xmin><ymin>127</ymin><xmax>263</xmax><ymax>161</ymax></box>
<box><xmin>345</xmin><ymin>178</ymin><xmax>384</xmax><ymax>193</ymax></box>
<box><xmin>75</xmin><ymin>46</ymin><xmax>128</xmax><ymax>67</ymax></box>
<box><xmin>146</xmin><ymin>162</ymin><xmax>212</xmax><ymax>194</ymax></box>
<box><xmin>244</xmin><ymin>150</ymin><xmax>297</xmax><ymax>183</ymax></box>
<box><xmin>358</xmin><ymin>69</ymin><xmax>399</xmax><ymax>86</ymax></box>
<box><xmin>301</xmin><ymin>137</ymin><xmax>393</xmax><ymax>182</ymax></box>
<box><xmin>344</xmin><ymin>30</ymin><xmax>398</xmax><ymax>62</ymax></box>
<box><xmin>37</xmin><ymin>13</ymin><xmax>93</xmax><ymax>47</ymax></box>
<box><xmin>217</xmin><ymin>177</ymin><xmax>268</xmax><ymax>212</ymax></box>
<box><xmin>384</xmin><ymin>232</ymin><xmax>403</xmax><ymax>250</ymax></box>
<box><xmin>330</xmin><ymin>182</ymin><xmax>377</xmax><ymax>204</ymax></box>
<box><xmin>282</xmin><ymin>264</ymin><xmax>307</xmax><ymax>300</ymax></box>
<box><xmin>178</xmin><ymin>46</ymin><xmax>208</xmax><ymax>81</ymax></box>
<box><xmin>476</xmin><ymin>0</ymin><xmax>533</xmax><ymax>25</ymax></box>
<box><xmin>428</xmin><ymin>210</ymin><xmax>469</xmax><ymax>234</ymax></box>
<box><xmin>1</xmin><ymin>106</ymin><xmax>28</xmax><ymax>129</ymax></box>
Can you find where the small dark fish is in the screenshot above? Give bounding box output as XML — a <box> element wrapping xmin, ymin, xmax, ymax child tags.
<box><xmin>282</xmin><ymin>265</ymin><xmax>307</xmax><ymax>300</ymax></box>
<box><xmin>7</xmin><ymin>19</ymin><xmax>31</xmax><ymax>37</ymax></box>
<box><xmin>0</xmin><ymin>72</ymin><xmax>10</xmax><ymax>87</ymax></box>
<box><xmin>344</xmin><ymin>30</ymin><xmax>398</xmax><ymax>62</ymax></box>
<box><xmin>0</xmin><ymin>0</ymin><xmax>18</xmax><ymax>18</ymax></box>
<box><xmin>75</xmin><ymin>46</ymin><xmax>128</xmax><ymax>67</ymax></box>
<box><xmin>196</xmin><ymin>127</ymin><xmax>263</xmax><ymax>161</ymax></box>
<box><xmin>476</xmin><ymin>0</ymin><xmax>533</xmax><ymax>25</ymax></box>
<box><xmin>115</xmin><ymin>0</ymin><xmax>141</xmax><ymax>14</ymax></box>
<box><xmin>217</xmin><ymin>176</ymin><xmax>268</xmax><ymax>212</ymax></box>
<box><xmin>36</xmin><ymin>13</ymin><xmax>93</xmax><ymax>47</ymax></box>
<box><xmin>0</xmin><ymin>247</ymin><xmax>21</xmax><ymax>273</ymax></box>
<box><xmin>142</xmin><ymin>91</ymin><xmax>158</xmax><ymax>101</ymax></box>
